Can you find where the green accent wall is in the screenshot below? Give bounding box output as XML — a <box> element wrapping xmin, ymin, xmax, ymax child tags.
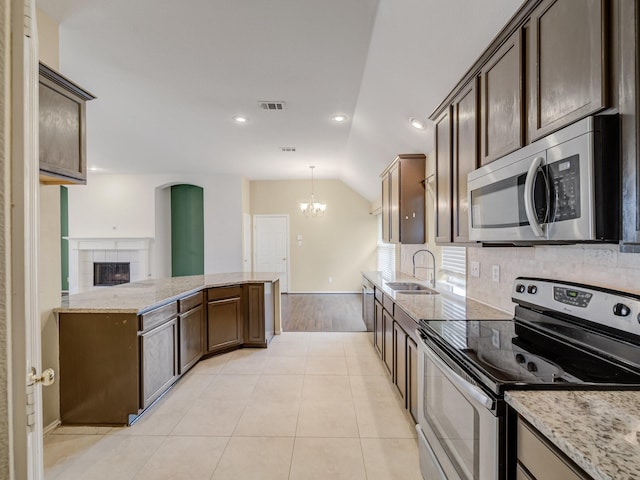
<box><xmin>171</xmin><ymin>184</ymin><xmax>204</xmax><ymax>277</ymax></box>
<box><xmin>60</xmin><ymin>186</ymin><xmax>69</xmax><ymax>291</ymax></box>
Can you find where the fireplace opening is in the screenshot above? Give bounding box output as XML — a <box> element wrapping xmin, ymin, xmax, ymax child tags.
<box><xmin>94</xmin><ymin>262</ymin><xmax>130</xmax><ymax>286</ymax></box>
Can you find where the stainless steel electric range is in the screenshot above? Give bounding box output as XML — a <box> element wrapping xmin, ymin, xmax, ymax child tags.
<box><xmin>415</xmin><ymin>277</ymin><xmax>640</xmax><ymax>480</ymax></box>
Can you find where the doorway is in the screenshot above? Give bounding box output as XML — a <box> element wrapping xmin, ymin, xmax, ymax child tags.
<box><xmin>253</xmin><ymin>215</ymin><xmax>289</xmax><ymax>293</ymax></box>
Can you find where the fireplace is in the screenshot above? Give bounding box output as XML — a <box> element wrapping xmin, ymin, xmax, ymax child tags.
<box><xmin>94</xmin><ymin>262</ymin><xmax>130</xmax><ymax>286</ymax></box>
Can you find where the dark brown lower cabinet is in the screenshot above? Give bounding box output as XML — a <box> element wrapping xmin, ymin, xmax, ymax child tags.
<box><xmin>393</xmin><ymin>321</ymin><xmax>407</xmax><ymax>402</ymax></box>
<box><xmin>374</xmin><ymin>299</ymin><xmax>383</xmax><ymax>358</ymax></box>
<box><xmin>207</xmin><ymin>287</ymin><xmax>243</xmax><ymax>353</ymax></box>
<box><xmin>140</xmin><ymin>319</ymin><xmax>178</xmax><ymax>409</ymax></box>
<box><xmin>178</xmin><ymin>304</ymin><xmax>204</xmax><ymax>373</ymax></box>
<box><xmin>244</xmin><ymin>283</ymin><xmax>275</xmax><ymax>347</ymax></box>
<box><xmin>407</xmin><ymin>337</ymin><xmax>418</xmax><ymax>422</ymax></box>
<box><xmin>383</xmin><ymin>308</ymin><xmax>394</xmax><ymax>376</ymax></box>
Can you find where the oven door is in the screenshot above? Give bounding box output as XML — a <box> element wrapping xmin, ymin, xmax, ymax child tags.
<box><xmin>416</xmin><ymin>333</ymin><xmax>500</xmax><ymax>480</ymax></box>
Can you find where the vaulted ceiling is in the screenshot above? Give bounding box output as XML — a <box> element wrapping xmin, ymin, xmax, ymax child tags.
<box><xmin>36</xmin><ymin>0</ymin><xmax>524</xmax><ymax>201</ymax></box>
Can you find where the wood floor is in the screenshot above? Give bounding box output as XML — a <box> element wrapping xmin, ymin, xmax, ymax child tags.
<box><xmin>281</xmin><ymin>293</ymin><xmax>366</xmax><ymax>332</ymax></box>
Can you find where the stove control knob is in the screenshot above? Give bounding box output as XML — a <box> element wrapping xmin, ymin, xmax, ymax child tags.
<box><xmin>515</xmin><ymin>353</ymin><xmax>526</xmax><ymax>364</ymax></box>
<box><xmin>613</xmin><ymin>303</ymin><xmax>630</xmax><ymax>317</ymax></box>
<box><xmin>526</xmin><ymin>362</ymin><xmax>538</xmax><ymax>372</ymax></box>
<box><xmin>527</xmin><ymin>285</ymin><xmax>538</xmax><ymax>294</ymax></box>
<box><xmin>516</xmin><ymin>284</ymin><xmax>525</xmax><ymax>293</ymax></box>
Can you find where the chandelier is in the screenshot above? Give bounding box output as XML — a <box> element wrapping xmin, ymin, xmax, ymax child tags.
<box><xmin>299</xmin><ymin>166</ymin><xmax>327</xmax><ymax>217</ymax></box>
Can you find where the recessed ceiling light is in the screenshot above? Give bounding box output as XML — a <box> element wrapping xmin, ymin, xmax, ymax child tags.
<box><xmin>233</xmin><ymin>115</ymin><xmax>248</xmax><ymax>123</ymax></box>
<box><xmin>410</xmin><ymin>117</ymin><xmax>426</xmax><ymax>130</ymax></box>
<box><xmin>331</xmin><ymin>114</ymin><xmax>348</xmax><ymax>123</ymax></box>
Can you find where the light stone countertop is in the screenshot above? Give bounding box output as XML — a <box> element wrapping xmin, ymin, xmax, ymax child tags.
<box><xmin>506</xmin><ymin>390</ymin><xmax>640</xmax><ymax>480</ymax></box>
<box><xmin>55</xmin><ymin>272</ymin><xmax>281</xmax><ymax>315</ymax></box>
<box><xmin>362</xmin><ymin>270</ymin><xmax>512</xmax><ymax>322</ymax></box>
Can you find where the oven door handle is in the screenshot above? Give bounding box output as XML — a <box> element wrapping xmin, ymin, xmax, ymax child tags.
<box><xmin>524</xmin><ymin>156</ymin><xmax>546</xmax><ymax>238</ymax></box>
<box><xmin>422</xmin><ymin>339</ymin><xmax>495</xmax><ymax>410</ymax></box>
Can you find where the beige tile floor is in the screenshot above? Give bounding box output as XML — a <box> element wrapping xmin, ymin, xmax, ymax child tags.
<box><xmin>44</xmin><ymin>332</ymin><xmax>422</xmax><ymax>480</ymax></box>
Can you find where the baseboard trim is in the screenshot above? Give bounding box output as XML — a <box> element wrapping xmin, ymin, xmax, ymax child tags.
<box><xmin>43</xmin><ymin>419</ymin><xmax>61</xmax><ymax>435</ymax></box>
<box><xmin>286</xmin><ymin>291</ymin><xmax>360</xmax><ymax>294</ymax></box>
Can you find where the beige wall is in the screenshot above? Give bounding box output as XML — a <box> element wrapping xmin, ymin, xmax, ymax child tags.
<box><xmin>37</xmin><ymin>8</ymin><xmax>61</xmax><ymax>429</ymax></box>
<box><xmin>251</xmin><ymin>179</ymin><xmax>377</xmax><ymax>292</ymax></box>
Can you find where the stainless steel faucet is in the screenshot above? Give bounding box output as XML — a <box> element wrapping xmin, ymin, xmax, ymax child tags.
<box><xmin>412</xmin><ymin>249</ymin><xmax>436</xmax><ymax>287</ymax></box>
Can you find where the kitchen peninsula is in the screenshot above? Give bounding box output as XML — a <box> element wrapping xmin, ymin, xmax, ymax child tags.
<box><xmin>55</xmin><ymin>273</ymin><xmax>280</xmax><ymax>425</ymax></box>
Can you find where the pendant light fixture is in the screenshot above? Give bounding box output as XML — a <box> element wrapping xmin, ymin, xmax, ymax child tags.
<box><xmin>299</xmin><ymin>166</ymin><xmax>327</xmax><ymax>217</ymax></box>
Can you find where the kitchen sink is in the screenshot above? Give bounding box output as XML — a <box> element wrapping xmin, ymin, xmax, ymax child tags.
<box><xmin>385</xmin><ymin>282</ymin><xmax>439</xmax><ymax>295</ymax></box>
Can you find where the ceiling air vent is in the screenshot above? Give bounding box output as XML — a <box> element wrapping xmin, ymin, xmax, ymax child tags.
<box><xmin>259</xmin><ymin>101</ymin><xmax>286</xmax><ymax>111</ymax></box>
<box><xmin>280</xmin><ymin>147</ymin><xmax>296</xmax><ymax>152</ymax></box>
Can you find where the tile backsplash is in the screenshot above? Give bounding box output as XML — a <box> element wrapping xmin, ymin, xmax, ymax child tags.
<box><xmin>467</xmin><ymin>244</ymin><xmax>640</xmax><ymax>313</ymax></box>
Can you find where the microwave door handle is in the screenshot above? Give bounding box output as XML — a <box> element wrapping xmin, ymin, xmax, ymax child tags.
<box><xmin>524</xmin><ymin>156</ymin><xmax>546</xmax><ymax>237</ymax></box>
<box><xmin>422</xmin><ymin>340</ymin><xmax>495</xmax><ymax>410</ymax></box>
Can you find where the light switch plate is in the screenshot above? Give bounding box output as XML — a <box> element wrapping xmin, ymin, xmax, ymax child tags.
<box><xmin>492</xmin><ymin>265</ymin><xmax>500</xmax><ymax>282</ymax></box>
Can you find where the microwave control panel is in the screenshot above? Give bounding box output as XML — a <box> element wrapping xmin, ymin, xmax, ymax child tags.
<box><xmin>548</xmin><ymin>155</ymin><xmax>580</xmax><ymax>222</ymax></box>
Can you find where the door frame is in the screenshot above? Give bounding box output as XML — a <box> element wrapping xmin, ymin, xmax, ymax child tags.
<box><xmin>8</xmin><ymin>0</ymin><xmax>44</xmax><ymax>478</ymax></box>
<box><xmin>253</xmin><ymin>214</ymin><xmax>290</xmax><ymax>293</ymax></box>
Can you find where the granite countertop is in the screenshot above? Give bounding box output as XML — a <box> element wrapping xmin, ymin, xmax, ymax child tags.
<box><xmin>506</xmin><ymin>390</ymin><xmax>640</xmax><ymax>480</ymax></box>
<box><xmin>362</xmin><ymin>271</ymin><xmax>512</xmax><ymax>322</ymax></box>
<box><xmin>56</xmin><ymin>272</ymin><xmax>281</xmax><ymax>314</ymax></box>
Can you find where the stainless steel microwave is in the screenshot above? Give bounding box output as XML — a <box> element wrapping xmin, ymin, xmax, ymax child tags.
<box><xmin>467</xmin><ymin>115</ymin><xmax>619</xmax><ymax>244</ymax></box>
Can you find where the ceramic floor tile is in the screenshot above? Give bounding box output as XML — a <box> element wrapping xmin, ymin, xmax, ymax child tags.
<box><xmin>44</xmin><ymin>434</ymin><xmax>104</xmax><ymax>480</ymax></box>
<box><xmin>301</xmin><ymin>375</ymin><xmax>353</xmax><ymax>402</ymax></box>
<box><xmin>250</xmin><ymin>374</ymin><xmax>304</xmax><ymax>402</ymax></box>
<box><xmin>171</xmin><ymin>398</ymin><xmax>248</xmax><ymax>436</ymax></box>
<box><xmin>305</xmin><ymin>356</ymin><xmax>348</xmax><ymax>375</ymax></box>
<box><xmin>296</xmin><ymin>400</ymin><xmax>359</xmax><ymax>437</ymax></box>
<box><xmin>346</xmin><ymin>355</ymin><xmax>388</xmax><ymax>376</ymax></box>
<box><xmin>307</xmin><ymin>342</ymin><xmax>345</xmax><ymax>357</ymax></box>
<box><xmin>219</xmin><ymin>355</ymin><xmax>268</xmax><ymax>374</ymax></box>
<box><xmin>264</xmin><ymin>355</ymin><xmax>308</xmax><ymax>374</ymax></box>
<box><xmin>133</xmin><ymin>436</ymin><xmax>228</xmax><ymax>480</ymax></box>
<box><xmin>289</xmin><ymin>437</ymin><xmax>366</xmax><ymax>480</ymax></box>
<box><xmin>343</xmin><ymin>341</ymin><xmax>379</xmax><ymax>357</ymax></box>
<box><xmin>189</xmin><ymin>353</ymin><xmax>230</xmax><ymax>374</ymax></box>
<box><xmin>50</xmin><ymin>426</ymin><xmax>113</xmax><ymax>435</ymax></box>
<box><xmin>52</xmin><ymin>435</ymin><xmax>164</xmax><ymax>480</ymax></box>
<box><xmin>199</xmin><ymin>374</ymin><xmax>259</xmax><ymax>400</ymax></box>
<box><xmin>211</xmin><ymin>437</ymin><xmax>294</xmax><ymax>480</ymax></box>
<box><xmin>349</xmin><ymin>375</ymin><xmax>399</xmax><ymax>406</ymax></box>
<box><xmin>361</xmin><ymin>438</ymin><xmax>422</xmax><ymax>480</ymax></box>
<box><xmin>265</xmin><ymin>341</ymin><xmax>310</xmax><ymax>357</ymax></box>
<box><xmin>354</xmin><ymin>402</ymin><xmax>417</xmax><ymax>438</ymax></box>
<box><xmin>233</xmin><ymin>400</ymin><xmax>301</xmax><ymax>437</ymax></box>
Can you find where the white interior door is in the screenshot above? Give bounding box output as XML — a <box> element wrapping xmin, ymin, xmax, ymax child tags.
<box><xmin>254</xmin><ymin>215</ymin><xmax>289</xmax><ymax>293</ymax></box>
<box><xmin>242</xmin><ymin>213</ymin><xmax>252</xmax><ymax>273</ymax></box>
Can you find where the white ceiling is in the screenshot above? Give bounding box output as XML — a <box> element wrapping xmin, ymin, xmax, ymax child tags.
<box><xmin>36</xmin><ymin>0</ymin><xmax>524</xmax><ymax>201</ymax></box>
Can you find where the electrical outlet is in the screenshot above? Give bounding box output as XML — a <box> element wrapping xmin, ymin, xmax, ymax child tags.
<box><xmin>492</xmin><ymin>265</ymin><xmax>500</xmax><ymax>282</ymax></box>
<box><xmin>470</xmin><ymin>261</ymin><xmax>480</xmax><ymax>278</ymax></box>
<box><xmin>491</xmin><ymin>328</ymin><xmax>500</xmax><ymax>348</ymax></box>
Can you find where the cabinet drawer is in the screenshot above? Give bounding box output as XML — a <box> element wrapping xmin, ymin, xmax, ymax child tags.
<box><xmin>179</xmin><ymin>291</ymin><xmax>203</xmax><ymax>313</ymax></box>
<box><xmin>382</xmin><ymin>294</ymin><xmax>394</xmax><ymax>316</ymax></box>
<box><xmin>140</xmin><ymin>302</ymin><xmax>178</xmax><ymax>332</ymax></box>
<box><xmin>374</xmin><ymin>288</ymin><xmax>383</xmax><ymax>303</ymax></box>
<box><xmin>207</xmin><ymin>286</ymin><xmax>242</xmax><ymax>302</ymax></box>
<box><xmin>517</xmin><ymin>419</ymin><xmax>588</xmax><ymax>480</ymax></box>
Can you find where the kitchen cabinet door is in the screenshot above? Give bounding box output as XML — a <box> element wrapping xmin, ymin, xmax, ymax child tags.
<box><xmin>407</xmin><ymin>337</ymin><xmax>418</xmax><ymax>423</ymax></box>
<box><xmin>207</xmin><ymin>295</ymin><xmax>243</xmax><ymax>353</ymax></box>
<box><xmin>527</xmin><ymin>0</ymin><xmax>606</xmax><ymax>142</ymax></box>
<box><xmin>435</xmin><ymin>108</ymin><xmax>453</xmax><ymax>244</ymax></box>
<box><xmin>178</xmin><ymin>305</ymin><xmax>204</xmax><ymax>374</ymax></box>
<box><xmin>393</xmin><ymin>321</ymin><xmax>407</xmax><ymax>404</ymax></box>
<box><xmin>390</xmin><ymin>163</ymin><xmax>400</xmax><ymax>243</ymax></box>
<box><xmin>141</xmin><ymin>319</ymin><xmax>179</xmax><ymax>409</ymax></box>
<box><xmin>383</xmin><ymin>308</ymin><xmax>393</xmax><ymax>376</ymax></box>
<box><xmin>245</xmin><ymin>283</ymin><xmax>274</xmax><ymax>347</ymax></box>
<box><xmin>452</xmin><ymin>79</ymin><xmax>479</xmax><ymax>243</ymax></box>
<box><xmin>39</xmin><ymin>63</ymin><xmax>95</xmax><ymax>185</ymax></box>
<box><xmin>381</xmin><ymin>174</ymin><xmax>391</xmax><ymax>243</ymax></box>
<box><xmin>480</xmin><ymin>29</ymin><xmax>523</xmax><ymax>165</ymax></box>
<box><xmin>374</xmin><ymin>299</ymin><xmax>383</xmax><ymax>358</ymax></box>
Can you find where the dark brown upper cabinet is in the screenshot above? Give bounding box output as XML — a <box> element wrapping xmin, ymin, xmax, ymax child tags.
<box><xmin>435</xmin><ymin>108</ymin><xmax>453</xmax><ymax>244</ymax></box>
<box><xmin>526</xmin><ymin>0</ymin><xmax>607</xmax><ymax>143</ymax></box>
<box><xmin>39</xmin><ymin>63</ymin><xmax>95</xmax><ymax>185</ymax></box>
<box><xmin>480</xmin><ymin>30</ymin><xmax>524</xmax><ymax>166</ymax></box>
<box><xmin>380</xmin><ymin>154</ymin><xmax>426</xmax><ymax>244</ymax></box>
<box><xmin>452</xmin><ymin>79</ymin><xmax>479</xmax><ymax>243</ymax></box>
